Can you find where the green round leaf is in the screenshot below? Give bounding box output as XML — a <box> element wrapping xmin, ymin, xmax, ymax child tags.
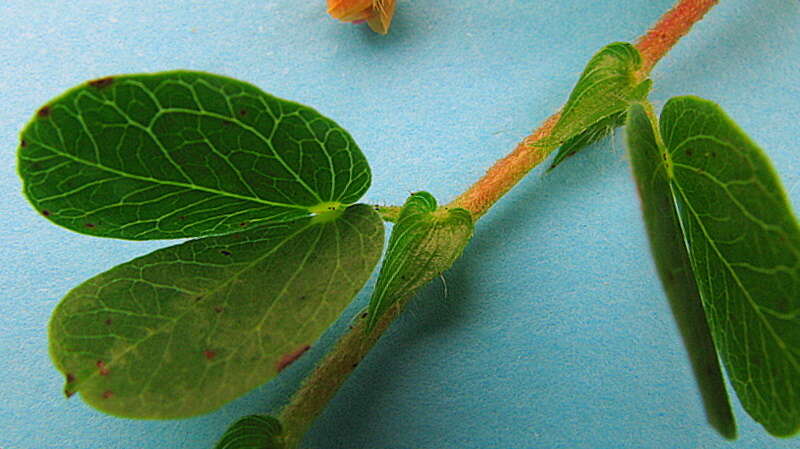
<box><xmin>19</xmin><ymin>71</ymin><xmax>371</xmax><ymax>240</ymax></box>
<box><xmin>49</xmin><ymin>204</ymin><xmax>384</xmax><ymax>418</ymax></box>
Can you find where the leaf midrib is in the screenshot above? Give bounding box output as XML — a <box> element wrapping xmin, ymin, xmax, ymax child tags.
<box><xmin>670</xmin><ymin>178</ymin><xmax>800</xmax><ymax>372</ymax></box>
<box><xmin>27</xmin><ymin>137</ymin><xmax>311</xmax><ymax>212</ymax></box>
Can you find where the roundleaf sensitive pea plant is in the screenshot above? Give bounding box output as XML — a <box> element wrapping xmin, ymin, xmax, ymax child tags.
<box><xmin>15</xmin><ymin>0</ymin><xmax>800</xmax><ymax>447</ymax></box>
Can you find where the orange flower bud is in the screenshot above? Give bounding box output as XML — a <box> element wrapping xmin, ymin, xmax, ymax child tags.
<box><xmin>327</xmin><ymin>0</ymin><xmax>396</xmax><ymax>35</ymax></box>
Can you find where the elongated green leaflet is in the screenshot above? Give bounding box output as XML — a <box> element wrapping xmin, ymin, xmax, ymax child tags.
<box><xmin>625</xmin><ymin>103</ymin><xmax>736</xmax><ymax>439</ymax></box>
<box><xmin>367</xmin><ymin>192</ymin><xmax>473</xmax><ymax>332</ymax></box>
<box><xmin>214</xmin><ymin>415</ymin><xmax>283</xmax><ymax>449</ymax></box>
<box><xmin>49</xmin><ymin>204</ymin><xmax>383</xmax><ymax>418</ymax></box>
<box><xmin>19</xmin><ymin>71</ymin><xmax>370</xmax><ymax>240</ymax></box>
<box><xmin>662</xmin><ymin>97</ymin><xmax>800</xmax><ymax>437</ymax></box>
<box><xmin>546</xmin><ymin>42</ymin><xmax>651</xmax><ymax>169</ymax></box>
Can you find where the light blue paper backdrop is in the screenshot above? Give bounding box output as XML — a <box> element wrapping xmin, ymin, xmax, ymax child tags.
<box><xmin>2</xmin><ymin>1</ymin><xmax>799</xmax><ymax>448</ymax></box>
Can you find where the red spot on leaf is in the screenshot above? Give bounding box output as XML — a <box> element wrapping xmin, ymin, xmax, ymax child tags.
<box><xmin>66</xmin><ymin>373</ymin><xmax>75</xmax><ymax>383</ymax></box>
<box><xmin>41</xmin><ymin>210</ymin><xmax>51</xmax><ymax>217</ymax></box>
<box><xmin>203</xmin><ymin>350</ymin><xmax>217</xmax><ymax>360</ymax></box>
<box><xmin>239</xmin><ymin>109</ymin><xmax>248</xmax><ymax>116</ymax></box>
<box><xmin>96</xmin><ymin>360</ymin><xmax>109</xmax><ymax>376</ymax></box>
<box><xmin>276</xmin><ymin>345</ymin><xmax>311</xmax><ymax>372</ymax></box>
<box><xmin>102</xmin><ymin>390</ymin><xmax>113</xmax><ymax>399</ymax></box>
<box><xmin>88</xmin><ymin>77</ymin><xmax>114</xmax><ymax>88</ymax></box>
<box><xmin>37</xmin><ymin>106</ymin><xmax>51</xmax><ymax>117</ymax></box>
<box><xmin>85</xmin><ymin>223</ymin><xmax>96</xmax><ymax>228</ymax></box>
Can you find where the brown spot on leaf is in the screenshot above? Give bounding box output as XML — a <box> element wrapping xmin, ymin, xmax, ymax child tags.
<box><xmin>220</xmin><ymin>250</ymin><xmax>232</xmax><ymax>256</ymax></box>
<box><xmin>41</xmin><ymin>210</ymin><xmax>51</xmax><ymax>217</ymax></box>
<box><xmin>239</xmin><ymin>222</ymin><xmax>249</xmax><ymax>227</ymax></box>
<box><xmin>96</xmin><ymin>360</ymin><xmax>109</xmax><ymax>376</ymax></box>
<box><xmin>64</xmin><ymin>388</ymin><xmax>75</xmax><ymax>398</ymax></box>
<box><xmin>104</xmin><ymin>318</ymin><xmax>113</xmax><ymax>325</ymax></box>
<box><xmin>204</xmin><ymin>350</ymin><xmax>216</xmax><ymax>360</ymax></box>
<box><xmin>214</xmin><ymin>306</ymin><xmax>224</xmax><ymax>313</ymax></box>
<box><xmin>276</xmin><ymin>345</ymin><xmax>311</xmax><ymax>372</ymax></box>
<box><xmin>360</xmin><ymin>312</ymin><xmax>368</xmax><ymax>319</ymax></box>
<box><xmin>37</xmin><ymin>106</ymin><xmax>51</xmax><ymax>117</ymax></box>
<box><xmin>66</xmin><ymin>373</ymin><xmax>76</xmax><ymax>383</ymax></box>
<box><xmin>178</xmin><ymin>215</ymin><xmax>187</xmax><ymax>221</ymax></box>
<box><xmin>88</xmin><ymin>77</ymin><xmax>114</xmax><ymax>88</ymax></box>
<box><xmin>85</xmin><ymin>223</ymin><xmax>96</xmax><ymax>228</ymax></box>
<box><xmin>102</xmin><ymin>390</ymin><xmax>113</xmax><ymax>399</ymax></box>
<box><xmin>20</xmin><ymin>139</ymin><xmax>27</xmax><ymax>148</ymax></box>
<box><xmin>239</xmin><ymin>108</ymin><xmax>248</xmax><ymax>116</ymax></box>
<box><xmin>685</xmin><ymin>149</ymin><xmax>693</xmax><ymax>157</ymax></box>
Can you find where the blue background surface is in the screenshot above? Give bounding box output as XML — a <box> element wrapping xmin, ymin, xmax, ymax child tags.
<box><xmin>2</xmin><ymin>1</ymin><xmax>799</xmax><ymax>448</ymax></box>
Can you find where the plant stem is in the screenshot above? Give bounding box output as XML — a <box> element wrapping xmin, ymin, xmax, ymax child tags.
<box><xmin>278</xmin><ymin>300</ymin><xmax>408</xmax><ymax>448</ymax></box>
<box><xmin>635</xmin><ymin>0</ymin><xmax>720</xmax><ymax>77</ymax></box>
<box><xmin>449</xmin><ymin>0</ymin><xmax>719</xmax><ymax>219</ymax></box>
<box><xmin>274</xmin><ymin>1</ymin><xmax>720</xmax><ymax>445</ymax></box>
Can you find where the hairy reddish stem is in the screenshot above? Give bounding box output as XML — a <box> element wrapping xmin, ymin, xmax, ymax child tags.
<box><xmin>450</xmin><ymin>0</ymin><xmax>719</xmax><ymax>219</ymax></box>
<box><xmin>636</xmin><ymin>0</ymin><xmax>719</xmax><ymax>76</ymax></box>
